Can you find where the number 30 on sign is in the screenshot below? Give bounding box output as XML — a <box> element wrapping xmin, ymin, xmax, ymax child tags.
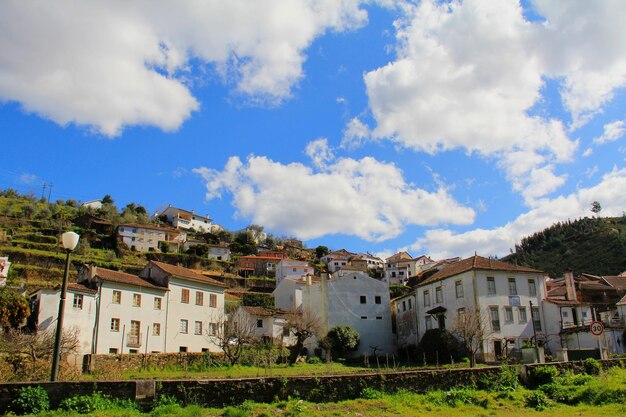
<box><xmin>590</xmin><ymin>321</ymin><xmax>604</xmax><ymax>336</ymax></box>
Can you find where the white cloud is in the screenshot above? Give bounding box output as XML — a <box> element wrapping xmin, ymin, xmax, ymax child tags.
<box><xmin>194</xmin><ymin>154</ymin><xmax>475</xmax><ymax>242</ymax></box>
<box><xmin>0</xmin><ymin>0</ymin><xmax>367</xmax><ymax>136</ymax></box>
<box><xmin>360</xmin><ymin>0</ymin><xmax>626</xmax><ymax>202</ymax></box>
<box><xmin>407</xmin><ymin>166</ymin><xmax>626</xmax><ymax>259</ymax></box>
<box><xmin>18</xmin><ymin>173</ymin><xmax>37</xmax><ymax>185</ymax></box>
<box><xmin>582</xmin><ymin>147</ymin><xmax>593</xmax><ymax>157</ymax></box>
<box><xmin>341</xmin><ymin>117</ymin><xmax>372</xmax><ymax>149</ymax></box>
<box><xmin>305</xmin><ymin>138</ymin><xmax>335</xmax><ymax>169</ymax></box>
<box><xmin>593</xmin><ymin>120</ymin><xmax>626</xmax><ymax>145</ymax></box>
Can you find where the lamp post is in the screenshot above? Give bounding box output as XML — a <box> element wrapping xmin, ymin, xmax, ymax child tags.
<box><xmin>50</xmin><ymin>231</ymin><xmax>79</xmax><ymax>382</ymax></box>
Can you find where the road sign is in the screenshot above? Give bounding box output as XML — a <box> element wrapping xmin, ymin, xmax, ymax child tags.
<box><xmin>590</xmin><ymin>321</ymin><xmax>604</xmax><ymax>336</ymax></box>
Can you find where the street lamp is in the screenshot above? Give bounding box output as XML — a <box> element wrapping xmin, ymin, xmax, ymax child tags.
<box><xmin>50</xmin><ymin>231</ymin><xmax>79</xmax><ymax>382</ymax></box>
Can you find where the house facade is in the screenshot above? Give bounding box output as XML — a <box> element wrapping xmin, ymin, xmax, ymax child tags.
<box><xmin>320</xmin><ymin>249</ymin><xmax>355</xmax><ymax>273</ymax></box>
<box><xmin>384</xmin><ymin>252</ymin><xmax>434</xmax><ymax>285</ymax></box>
<box><xmin>414</xmin><ymin>255</ymin><xmax>546</xmax><ymax>361</ymax></box>
<box><xmin>237</xmin><ymin>306</ymin><xmax>295</xmax><ymax>345</ymax></box>
<box><xmin>160</xmin><ymin>205</ymin><xmax>212</xmax><ymax>233</ymax></box>
<box><xmin>392</xmin><ymin>291</ymin><xmax>418</xmax><ymax>351</ymax></box>
<box><xmin>275</xmin><ymin>259</ymin><xmax>314</xmax><ymax>286</ymax></box>
<box><xmin>117</xmin><ymin>223</ymin><xmax>185</xmax><ymax>252</ymax></box>
<box><xmin>207</xmin><ymin>244</ymin><xmax>231</xmax><ymax>261</ymax></box>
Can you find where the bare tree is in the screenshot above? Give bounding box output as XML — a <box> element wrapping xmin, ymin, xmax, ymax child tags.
<box><xmin>206</xmin><ymin>309</ymin><xmax>257</xmax><ymax>365</ymax></box>
<box><xmin>284</xmin><ymin>308</ymin><xmax>323</xmax><ymax>364</ymax></box>
<box><xmin>0</xmin><ymin>327</ymin><xmax>80</xmax><ymax>364</ymax></box>
<box><xmin>449</xmin><ymin>307</ymin><xmax>493</xmax><ymax>367</ymax></box>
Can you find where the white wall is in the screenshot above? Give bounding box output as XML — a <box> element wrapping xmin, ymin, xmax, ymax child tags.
<box><xmin>118</xmin><ymin>226</ymin><xmax>166</xmax><ymax>252</ymax></box>
<box><xmin>394</xmin><ymin>293</ymin><xmax>418</xmax><ymax>350</ymax></box>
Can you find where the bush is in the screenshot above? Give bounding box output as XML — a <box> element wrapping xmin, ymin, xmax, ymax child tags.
<box><xmin>529</xmin><ymin>365</ymin><xmax>559</xmax><ymax>386</ymax></box>
<box><xmin>525</xmin><ymin>391</ymin><xmax>552</xmax><ymax>411</ymax></box>
<box><xmin>583</xmin><ymin>357</ymin><xmax>602</xmax><ymax>375</ymax></box>
<box><xmin>480</xmin><ymin>366</ymin><xmax>520</xmax><ymax>391</ymax></box>
<box><xmin>361</xmin><ymin>387</ymin><xmax>384</xmax><ymax>399</ymax></box>
<box><xmin>323</xmin><ymin>326</ymin><xmax>360</xmax><ymax>359</ymax></box>
<box><xmin>11</xmin><ymin>386</ymin><xmax>49</xmax><ymax>415</ymax></box>
<box><xmin>306</xmin><ymin>356</ymin><xmax>322</xmax><ymax>365</ymax></box>
<box><xmin>222</xmin><ymin>406</ymin><xmax>250</xmax><ymax>417</ymax></box>
<box><xmin>59</xmin><ymin>392</ymin><xmax>137</xmax><ymax>413</ymax></box>
<box><xmin>416</xmin><ymin>329</ymin><xmax>469</xmax><ymax>364</ymax></box>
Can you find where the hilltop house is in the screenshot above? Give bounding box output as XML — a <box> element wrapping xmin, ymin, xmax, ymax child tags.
<box><xmin>159</xmin><ymin>205</ymin><xmax>213</xmax><ymax>233</ymax></box>
<box><xmin>236</xmin><ymin>251</ymin><xmax>287</xmax><ymax>277</ymax></box>
<box><xmin>413</xmin><ymin>255</ymin><xmax>546</xmax><ymax>361</ymax></box>
<box><xmin>207</xmin><ymin>243</ymin><xmax>231</xmax><ymax>261</ymax></box>
<box><xmin>117</xmin><ymin>223</ymin><xmax>185</xmax><ymax>252</ymax></box>
<box><xmin>320</xmin><ymin>249</ymin><xmax>356</xmax><ymax>273</ymax></box>
<box><xmin>274</xmin><ymin>269</ymin><xmax>395</xmax><ymax>357</ymax></box>
<box><xmin>384</xmin><ymin>252</ymin><xmax>435</xmax><ymax>285</ymax></box>
<box><xmin>275</xmin><ymin>259</ymin><xmax>314</xmax><ymax>286</ymax></box>
<box><xmin>29</xmin><ymin>261</ymin><xmax>227</xmax><ymax>355</ymax></box>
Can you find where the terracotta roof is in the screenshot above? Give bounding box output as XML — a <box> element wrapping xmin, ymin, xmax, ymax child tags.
<box><xmin>118</xmin><ymin>223</ymin><xmax>180</xmax><ymax>233</ymax></box>
<box><xmin>601</xmin><ymin>276</ymin><xmax>626</xmax><ymax>290</ymax></box>
<box><xmin>151</xmin><ymin>261</ymin><xmax>227</xmax><ymax>288</ymax></box>
<box><xmin>338</xmin><ymin>265</ymin><xmax>368</xmax><ymax>272</ymax></box>
<box><xmin>95</xmin><ymin>267</ymin><xmax>166</xmax><ymax>291</ymax></box>
<box><xmin>548</xmin><ymin>286</ymin><xmax>568</xmax><ymax>297</ymax></box>
<box><xmin>544</xmin><ymin>298</ymin><xmax>582</xmax><ymax>306</ymax></box>
<box><xmin>67</xmin><ymin>282</ymin><xmax>98</xmax><ymax>295</ymax></box>
<box><xmin>242</xmin><ymin>306</ymin><xmax>288</xmax><ymax>317</ymax></box>
<box><xmin>617</xmin><ymin>294</ymin><xmax>626</xmax><ymax>306</ymax></box>
<box><xmin>418</xmin><ymin>255</ymin><xmax>543</xmax><ymax>287</ymax></box>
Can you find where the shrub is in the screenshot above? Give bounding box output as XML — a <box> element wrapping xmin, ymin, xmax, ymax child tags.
<box><xmin>480</xmin><ymin>366</ymin><xmax>520</xmax><ymax>391</ymax></box>
<box><xmin>222</xmin><ymin>406</ymin><xmax>250</xmax><ymax>417</ymax></box>
<box><xmin>529</xmin><ymin>365</ymin><xmax>559</xmax><ymax>386</ymax></box>
<box><xmin>416</xmin><ymin>329</ymin><xmax>468</xmax><ymax>364</ymax></box>
<box><xmin>59</xmin><ymin>392</ymin><xmax>137</xmax><ymax>413</ymax></box>
<box><xmin>583</xmin><ymin>357</ymin><xmax>602</xmax><ymax>375</ymax></box>
<box><xmin>306</xmin><ymin>356</ymin><xmax>322</xmax><ymax>365</ymax></box>
<box><xmin>525</xmin><ymin>391</ymin><xmax>551</xmax><ymax>411</ymax></box>
<box><xmin>323</xmin><ymin>325</ymin><xmax>360</xmax><ymax>359</ymax></box>
<box><xmin>361</xmin><ymin>387</ymin><xmax>384</xmax><ymax>399</ymax></box>
<box><xmin>152</xmin><ymin>394</ymin><xmax>179</xmax><ymax>408</ymax></box>
<box><xmin>444</xmin><ymin>388</ymin><xmax>489</xmax><ymax>408</ymax></box>
<box><xmin>11</xmin><ymin>386</ymin><xmax>49</xmax><ymax>415</ymax></box>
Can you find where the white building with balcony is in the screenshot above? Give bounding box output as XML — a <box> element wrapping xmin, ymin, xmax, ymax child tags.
<box><xmin>160</xmin><ymin>205</ymin><xmax>213</xmax><ymax>233</ymax></box>
<box><xmin>275</xmin><ymin>259</ymin><xmax>314</xmax><ymax>286</ymax></box>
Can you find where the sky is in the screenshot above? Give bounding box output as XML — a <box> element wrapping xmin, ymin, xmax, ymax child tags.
<box><xmin>1</xmin><ymin>0</ymin><xmax>625</xmax><ymax>260</ymax></box>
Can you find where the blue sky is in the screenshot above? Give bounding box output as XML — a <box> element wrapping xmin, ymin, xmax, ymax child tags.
<box><xmin>1</xmin><ymin>0</ymin><xmax>625</xmax><ymax>260</ymax></box>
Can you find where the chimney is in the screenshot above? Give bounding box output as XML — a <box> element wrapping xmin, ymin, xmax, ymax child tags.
<box><xmin>306</xmin><ymin>275</ymin><xmax>312</xmax><ymax>286</ymax></box>
<box><xmin>564</xmin><ymin>270</ymin><xmax>577</xmax><ymax>301</ymax></box>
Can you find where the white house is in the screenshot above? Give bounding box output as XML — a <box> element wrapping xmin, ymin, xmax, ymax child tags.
<box><xmin>392</xmin><ymin>291</ymin><xmax>418</xmax><ymax>351</ymax></box>
<box><xmin>274</xmin><ymin>269</ymin><xmax>395</xmax><ymax>357</ymax></box>
<box><xmin>207</xmin><ymin>244</ymin><xmax>231</xmax><ymax>261</ymax></box>
<box><xmin>160</xmin><ymin>205</ymin><xmax>212</xmax><ymax>233</ymax></box>
<box><xmin>117</xmin><ymin>223</ymin><xmax>185</xmax><ymax>252</ymax></box>
<box><xmin>237</xmin><ymin>306</ymin><xmax>295</xmax><ymax>345</ymax></box>
<box><xmin>384</xmin><ymin>252</ymin><xmax>434</xmax><ymax>285</ymax></box>
<box><xmin>275</xmin><ymin>259</ymin><xmax>314</xmax><ymax>286</ymax></box>
<box><xmin>139</xmin><ymin>261</ymin><xmax>227</xmax><ymax>353</ymax></box>
<box><xmin>80</xmin><ymin>200</ymin><xmax>103</xmax><ymax>210</ymax></box>
<box><xmin>321</xmin><ymin>249</ymin><xmax>355</xmax><ymax>273</ymax></box>
<box><xmin>29</xmin><ymin>282</ymin><xmax>98</xmax><ymax>354</ymax></box>
<box><xmin>414</xmin><ymin>255</ymin><xmax>546</xmax><ymax>361</ymax></box>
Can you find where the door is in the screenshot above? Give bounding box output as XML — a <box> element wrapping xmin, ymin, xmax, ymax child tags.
<box><xmin>494</xmin><ymin>340</ymin><xmax>503</xmax><ymax>359</ymax></box>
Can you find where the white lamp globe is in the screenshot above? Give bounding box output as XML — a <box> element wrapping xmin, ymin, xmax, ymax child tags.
<box><xmin>61</xmin><ymin>231</ymin><xmax>80</xmax><ymax>251</ymax></box>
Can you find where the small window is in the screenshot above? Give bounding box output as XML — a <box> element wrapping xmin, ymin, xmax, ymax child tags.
<box><xmin>518</xmin><ymin>307</ymin><xmax>527</xmax><ymax>322</ymax></box>
<box><xmin>181</xmin><ymin>289</ymin><xmax>190</xmax><ymax>303</ymax></box>
<box><xmin>257</xmin><ymin>319</ymin><xmax>263</xmax><ymax>328</ymax></box>
<box><xmin>194</xmin><ymin>321</ymin><xmax>202</xmax><ymax>335</ymax></box>
<box><xmin>376</xmin><ymin>316</ymin><xmax>382</xmax><ymax>320</ymax></box>
<box><xmin>180</xmin><ymin>319</ymin><xmax>188</xmax><ymax>334</ymax></box>
<box><xmin>490</xmin><ymin>307</ymin><xmax>501</xmax><ymax>332</ymax></box>
<box><xmin>282</xmin><ymin>326</ymin><xmax>290</xmax><ymax>337</ymax></box>
<box><xmin>508</xmin><ymin>278</ymin><xmax>517</xmax><ymax>295</ymax></box>
<box><xmin>154</xmin><ymin>297</ymin><xmax>162</xmax><ymax>310</ymax></box>
<box><xmin>196</xmin><ymin>291</ymin><xmax>204</xmax><ymax>306</ymax></box>
<box><xmin>402</xmin><ymin>301</ymin><xmax>406</xmax><ymax>312</ymax></box>
<box><xmin>425</xmin><ymin>316</ymin><xmax>432</xmax><ymax>330</ymax></box>
<box><xmin>487</xmin><ymin>277</ymin><xmax>496</xmax><ymax>295</ymax></box>
<box><xmin>528</xmin><ymin>279</ymin><xmax>537</xmax><ymax>296</ymax></box>
<box><xmin>112</xmin><ymin>290</ymin><xmax>121</xmax><ymax>304</ymax></box>
<box><xmin>73</xmin><ymin>294</ymin><xmax>83</xmax><ymax>309</ymax></box>
<box><xmin>375</xmin><ymin>296</ymin><xmax>382</xmax><ymax>304</ymax></box>
<box><xmin>109</xmin><ymin>348</ymin><xmax>118</xmax><ymax>354</ymax></box>
<box><xmin>153</xmin><ymin>323</ymin><xmax>161</xmax><ymax>336</ymax></box>
<box><xmin>208</xmin><ymin>322</ymin><xmax>217</xmax><ymax>336</ymax></box>
<box><xmin>423</xmin><ymin>290</ymin><xmax>431</xmax><ymax>307</ymax></box>
<box><xmin>360</xmin><ymin>295</ymin><xmax>367</xmax><ymax>304</ymax></box>
<box><xmin>132</xmin><ymin>293</ymin><xmax>141</xmax><ymax>307</ymax></box>
<box><xmin>111</xmin><ymin>318</ymin><xmax>120</xmax><ymax>332</ymax></box>
<box><xmin>436</xmin><ymin>287</ymin><xmax>443</xmax><ymax>303</ymax></box>
<box><xmin>129</xmin><ymin>349</ymin><xmax>138</xmax><ymax>354</ymax></box>
<box><xmin>532</xmin><ymin>307</ymin><xmax>542</xmax><ymax>331</ymax></box>
<box><xmin>455</xmin><ymin>281</ymin><xmax>464</xmax><ymax>299</ymax></box>
<box><xmin>504</xmin><ymin>307</ymin><xmax>513</xmax><ymax>323</ymax></box>
<box><xmin>209</xmin><ymin>294</ymin><xmax>217</xmax><ymax>308</ymax></box>
<box><xmin>179</xmin><ymin>346</ymin><xmax>188</xmax><ymax>353</ymax></box>
<box><xmin>361</xmin><ymin>316</ymin><xmax>367</xmax><ymax>320</ymax></box>
<box><xmin>408</xmin><ymin>298</ymin><xmax>412</xmax><ymax>310</ymax></box>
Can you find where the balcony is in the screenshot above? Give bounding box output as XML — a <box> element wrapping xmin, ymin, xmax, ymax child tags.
<box><xmin>127</xmin><ymin>333</ymin><xmax>142</xmax><ymax>348</ymax></box>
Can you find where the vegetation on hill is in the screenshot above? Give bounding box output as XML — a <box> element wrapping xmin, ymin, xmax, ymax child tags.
<box><xmin>504</xmin><ymin>216</ymin><xmax>626</xmax><ymax>277</ymax></box>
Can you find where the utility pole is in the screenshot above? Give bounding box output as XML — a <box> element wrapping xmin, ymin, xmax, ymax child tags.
<box><xmin>47</xmin><ymin>183</ymin><xmax>53</xmax><ymax>202</ymax></box>
<box><xmin>41</xmin><ymin>182</ymin><xmax>47</xmax><ymax>201</ymax></box>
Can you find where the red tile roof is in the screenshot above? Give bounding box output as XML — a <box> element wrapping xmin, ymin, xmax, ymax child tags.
<box><xmin>601</xmin><ymin>276</ymin><xmax>626</xmax><ymax>290</ymax></box>
<box><xmin>151</xmin><ymin>261</ymin><xmax>227</xmax><ymax>288</ymax></box>
<box><xmin>418</xmin><ymin>255</ymin><xmax>542</xmax><ymax>287</ymax></box>
<box><xmin>67</xmin><ymin>282</ymin><xmax>98</xmax><ymax>295</ymax></box>
<box><xmin>95</xmin><ymin>267</ymin><xmax>166</xmax><ymax>291</ymax></box>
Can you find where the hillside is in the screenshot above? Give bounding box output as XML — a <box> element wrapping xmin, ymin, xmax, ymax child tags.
<box><xmin>503</xmin><ymin>216</ymin><xmax>626</xmax><ymax>277</ymax></box>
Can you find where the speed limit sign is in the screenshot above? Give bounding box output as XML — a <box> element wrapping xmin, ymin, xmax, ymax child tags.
<box><xmin>590</xmin><ymin>321</ymin><xmax>604</xmax><ymax>336</ymax></box>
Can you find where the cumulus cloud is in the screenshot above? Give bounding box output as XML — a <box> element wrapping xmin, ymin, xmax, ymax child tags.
<box><xmin>593</xmin><ymin>120</ymin><xmax>626</xmax><ymax>145</ymax></box>
<box><xmin>0</xmin><ymin>0</ymin><xmax>367</xmax><ymax>136</ymax></box>
<box><xmin>194</xmin><ymin>154</ymin><xmax>475</xmax><ymax>242</ymax></box>
<box><xmin>360</xmin><ymin>0</ymin><xmax>626</xmax><ymax>202</ymax></box>
<box><xmin>406</xmin><ymin>166</ymin><xmax>626</xmax><ymax>258</ymax></box>
<box><xmin>305</xmin><ymin>138</ymin><xmax>335</xmax><ymax>169</ymax></box>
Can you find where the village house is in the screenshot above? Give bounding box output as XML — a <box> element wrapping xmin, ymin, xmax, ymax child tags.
<box><xmin>236</xmin><ymin>251</ymin><xmax>287</xmax><ymax>277</ymax></box>
<box><xmin>543</xmin><ymin>271</ymin><xmax>626</xmax><ymax>358</ymax></box>
<box><xmin>207</xmin><ymin>243</ymin><xmax>231</xmax><ymax>261</ymax></box>
<box><xmin>159</xmin><ymin>205</ymin><xmax>213</xmax><ymax>233</ymax></box>
<box><xmin>117</xmin><ymin>223</ymin><xmax>185</xmax><ymax>252</ymax></box>
<box><xmin>320</xmin><ymin>249</ymin><xmax>356</xmax><ymax>273</ymax></box>
<box><xmin>237</xmin><ymin>306</ymin><xmax>295</xmax><ymax>345</ymax></box>
<box><xmin>384</xmin><ymin>252</ymin><xmax>435</xmax><ymax>285</ymax></box>
<box><xmin>349</xmin><ymin>253</ymin><xmax>384</xmax><ymax>273</ymax></box>
<box><xmin>273</xmin><ymin>269</ymin><xmax>395</xmax><ymax>357</ymax></box>
<box><xmin>275</xmin><ymin>259</ymin><xmax>314</xmax><ymax>286</ymax></box>
<box><xmin>413</xmin><ymin>255</ymin><xmax>546</xmax><ymax>361</ymax></box>
<box><xmin>392</xmin><ymin>291</ymin><xmax>418</xmax><ymax>351</ymax></box>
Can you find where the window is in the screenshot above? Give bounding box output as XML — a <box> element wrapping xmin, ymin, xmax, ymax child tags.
<box><xmin>375</xmin><ymin>296</ymin><xmax>382</xmax><ymax>304</ymax></box>
<box><xmin>425</xmin><ymin>316</ymin><xmax>432</xmax><ymax>330</ymax></box>
<box><xmin>436</xmin><ymin>287</ymin><xmax>443</xmax><ymax>303</ymax></box>
<box><xmin>109</xmin><ymin>348</ymin><xmax>118</xmax><ymax>354</ymax></box>
<box><xmin>73</xmin><ymin>294</ymin><xmax>83</xmax><ymax>309</ymax></box>
<box><xmin>179</xmin><ymin>346</ymin><xmax>188</xmax><ymax>353</ymax></box>
<box><xmin>195</xmin><ymin>291</ymin><xmax>204</xmax><ymax>306</ymax></box>
<box><xmin>508</xmin><ymin>278</ymin><xmax>517</xmax><ymax>295</ymax></box>
<box><xmin>360</xmin><ymin>316</ymin><xmax>367</xmax><ymax>320</ymax></box>
<box><xmin>490</xmin><ymin>307</ymin><xmax>501</xmax><ymax>332</ymax></box>
<box><xmin>111</xmin><ymin>318</ymin><xmax>120</xmax><ymax>332</ymax></box>
<box><xmin>532</xmin><ymin>307</ymin><xmax>542</xmax><ymax>331</ymax></box>
<box><xmin>112</xmin><ymin>290</ymin><xmax>121</xmax><ymax>304</ymax></box>
<box><xmin>408</xmin><ymin>298</ymin><xmax>412</xmax><ymax>310</ymax></box>
<box><xmin>504</xmin><ymin>307</ymin><xmax>513</xmax><ymax>323</ymax></box>
<box><xmin>457</xmin><ymin>307</ymin><xmax>466</xmax><ymax>319</ymax></box>
<box><xmin>455</xmin><ymin>281</ymin><xmax>464</xmax><ymax>298</ymax></box>
<box><xmin>376</xmin><ymin>316</ymin><xmax>382</xmax><ymax>320</ymax></box>
<box><xmin>195</xmin><ymin>321</ymin><xmax>202</xmax><ymax>335</ymax></box>
<box><xmin>528</xmin><ymin>279</ymin><xmax>537</xmax><ymax>297</ymax></box>
<box><xmin>180</xmin><ymin>319</ymin><xmax>188</xmax><ymax>334</ymax></box>
<box><xmin>283</xmin><ymin>326</ymin><xmax>290</xmax><ymax>337</ymax></box>
<box><xmin>360</xmin><ymin>295</ymin><xmax>367</xmax><ymax>304</ymax></box>
<box><xmin>132</xmin><ymin>293</ymin><xmax>141</xmax><ymax>307</ymax></box>
<box><xmin>208</xmin><ymin>322</ymin><xmax>217</xmax><ymax>336</ymax></box>
<box><xmin>209</xmin><ymin>294</ymin><xmax>217</xmax><ymax>308</ymax></box>
<box><xmin>402</xmin><ymin>301</ymin><xmax>406</xmax><ymax>312</ymax></box>
<box><xmin>154</xmin><ymin>297</ymin><xmax>162</xmax><ymax>310</ymax></box>
<box><xmin>518</xmin><ymin>307</ymin><xmax>527</xmax><ymax>322</ymax></box>
<box><xmin>153</xmin><ymin>323</ymin><xmax>161</xmax><ymax>336</ymax></box>
<box><xmin>181</xmin><ymin>289</ymin><xmax>189</xmax><ymax>303</ymax></box>
<box><xmin>257</xmin><ymin>319</ymin><xmax>263</xmax><ymax>328</ymax></box>
<box><xmin>487</xmin><ymin>277</ymin><xmax>496</xmax><ymax>295</ymax></box>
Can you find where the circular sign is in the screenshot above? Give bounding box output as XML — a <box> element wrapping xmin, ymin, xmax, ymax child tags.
<box><xmin>590</xmin><ymin>321</ymin><xmax>604</xmax><ymax>336</ymax></box>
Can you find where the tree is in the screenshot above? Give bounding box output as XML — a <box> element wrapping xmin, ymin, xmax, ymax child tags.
<box><xmin>315</xmin><ymin>245</ymin><xmax>329</xmax><ymax>260</ymax></box>
<box><xmin>323</xmin><ymin>325</ymin><xmax>360</xmax><ymax>359</ymax></box>
<box><xmin>450</xmin><ymin>307</ymin><xmax>493</xmax><ymax>367</ymax></box>
<box><xmin>0</xmin><ymin>327</ymin><xmax>80</xmax><ymax>365</ymax></box>
<box><xmin>101</xmin><ymin>194</ymin><xmax>114</xmax><ymax>205</ymax></box>
<box><xmin>284</xmin><ymin>308</ymin><xmax>323</xmax><ymax>364</ymax></box>
<box><xmin>206</xmin><ymin>309</ymin><xmax>257</xmax><ymax>366</ymax></box>
<box><xmin>591</xmin><ymin>201</ymin><xmax>602</xmax><ymax>215</ymax></box>
<box><xmin>0</xmin><ymin>289</ymin><xmax>30</xmax><ymax>331</ymax></box>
